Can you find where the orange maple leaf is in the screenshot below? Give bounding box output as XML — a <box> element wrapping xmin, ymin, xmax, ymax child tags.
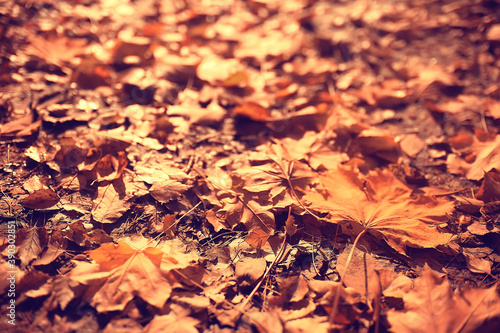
<box><xmin>386</xmin><ymin>264</ymin><xmax>500</xmax><ymax>333</ymax></box>
<box><xmin>304</xmin><ymin>167</ymin><xmax>455</xmax><ymax>255</ymax></box>
<box><xmin>447</xmin><ymin>133</ymin><xmax>500</xmax><ymax>181</ymax></box>
<box><xmin>69</xmin><ymin>236</ymin><xmax>200</xmax><ymax>312</ymax></box>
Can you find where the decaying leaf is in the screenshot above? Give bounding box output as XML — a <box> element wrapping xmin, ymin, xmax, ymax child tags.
<box><xmin>6</xmin><ymin>0</ymin><xmax>500</xmax><ymax>331</ymax></box>
<box><xmin>143</xmin><ymin>313</ymin><xmax>200</xmax><ymax>333</ymax></box>
<box><xmin>26</xmin><ymin>33</ymin><xmax>87</xmax><ymax>66</ymax></box>
<box><xmin>235</xmin><ymin>257</ymin><xmax>267</xmax><ymax>287</ymax></box>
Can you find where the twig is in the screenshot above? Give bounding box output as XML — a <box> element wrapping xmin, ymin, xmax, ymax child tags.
<box><xmin>151</xmin><ymin>201</ymin><xmax>202</xmax><ymax>247</ymax></box>
<box><xmin>238</xmin><ymin>234</ymin><xmax>287</xmax><ymax>313</ymax></box>
<box><xmin>453</xmin><ymin>284</ymin><xmax>498</xmax><ymax>333</ymax></box>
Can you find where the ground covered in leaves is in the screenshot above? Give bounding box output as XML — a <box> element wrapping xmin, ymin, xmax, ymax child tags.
<box><xmin>1</xmin><ymin>0</ymin><xmax>500</xmax><ymax>332</ymax></box>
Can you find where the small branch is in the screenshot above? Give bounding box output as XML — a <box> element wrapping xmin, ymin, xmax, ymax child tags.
<box><xmin>238</xmin><ymin>234</ymin><xmax>287</xmax><ymax>312</ymax></box>
<box><xmin>151</xmin><ymin>201</ymin><xmax>202</xmax><ymax>248</ymax></box>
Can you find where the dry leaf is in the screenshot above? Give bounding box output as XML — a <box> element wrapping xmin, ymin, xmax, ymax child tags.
<box><xmin>476</xmin><ymin>170</ymin><xmax>500</xmax><ymax>203</ymax></box>
<box><xmin>27</xmin><ymin>34</ymin><xmax>87</xmax><ymax>66</ymax></box>
<box><xmin>69</xmin><ymin>236</ymin><xmax>200</xmax><ymax>312</ymax></box>
<box><xmin>233</xmin><ymin>102</ymin><xmax>271</xmax><ymax>121</ymax></box>
<box><xmin>18</xmin><ymin>227</ymin><xmax>47</xmax><ymax>269</ymax></box>
<box><xmin>447</xmin><ymin>133</ymin><xmax>500</xmax><ymax>181</ymax></box>
<box><xmin>143</xmin><ymin>314</ymin><xmax>199</xmax><ymax>333</ymax></box>
<box><xmin>466</xmin><ymin>135</ymin><xmax>500</xmax><ymax>180</ymax></box>
<box><xmin>92</xmin><ymin>182</ymin><xmax>130</xmax><ymax>223</ymax></box>
<box><xmin>235</xmin><ymin>257</ymin><xmax>267</xmax><ymax>286</ymax></box>
<box><xmin>386</xmin><ymin>264</ymin><xmax>500</xmax><ymax>333</ymax></box>
<box><xmin>399</xmin><ymin>134</ymin><xmax>426</xmax><ymax>157</ymax></box>
<box><xmin>305</xmin><ymin>168</ymin><xmax>455</xmax><ymax>255</ymax></box>
<box><xmin>21</xmin><ymin>189</ymin><xmax>60</xmax><ymax>210</ymax></box>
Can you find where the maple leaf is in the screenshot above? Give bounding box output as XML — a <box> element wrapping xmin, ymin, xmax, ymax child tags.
<box><xmin>27</xmin><ymin>33</ymin><xmax>87</xmax><ymax>66</ymax></box>
<box><xmin>196</xmin><ymin>167</ymin><xmax>276</xmax><ymax>233</ymax></box>
<box><xmin>466</xmin><ymin>135</ymin><xmax>500</xmax><ymax>181</ymax></box>
<box><xmin>386</xmin><ymin>264</ymin><xmax>500</xmax><ymax>333</ymax></box>
<box><xmin>447</xmin><ymin>133</ymin><xmax>500</xmax><ymax>181</ymax></box>
<box><xmin>69</xmin><ymin>236</ymin><xmax>200</xmax><ymax>312</ymax></box>
<box><xmin>304</xmin><ymin>167</ymin><xmax>455</xmax><ymax>255</ymax></box>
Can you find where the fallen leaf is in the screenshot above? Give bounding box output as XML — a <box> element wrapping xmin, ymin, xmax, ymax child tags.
<box><xmin>21</xmin><ymin>189</ymin><xmax>60</xmax><ymax>210</ymax></box>
<box><xmin>93</xmin><ymin>151</ymin><xmax>128</xmax><ymax>184</ymax></box>
<box><xmin>386</xmin><ymin>264</ymin><xmax>500</xmax><ymax>333</ymax></box>
<box><xmin>18</xmin><ymin>227</ymin><xmax>48</xmax><ymax>269</ymax></box>
<box><xmin>149</xmin><ymin>179</ymin><xmax>190</xmax><ymax>203</ymax></box>
<box><xmin>337</xmin><ymin>243</ymin><xmax>399</xmax><ymax>299</ymax></box>
<box><xmin>235</xmin><ymin>257</ymin><xmax>267</xmax><ymax>287</ymax></box>
<box><xmin>304</xmin><ymin>167</ymin><xmax>455</xmax><ymax>255</ymax></box>
<box><xmin>143</xmin><ymin>313</ymin><xmax>200</xmax><ymax>333</ymax></box>
<box><xmin>92</xmin><ymin>181</ymin><xmax>130</xmax><ymax>223</ymax></box>
<box><xmin>466</xmin><ymin>134</ymin><xmax>500</xmax><ymax>180</ymax></box>
<box><xmin>233</xmin><ymin>102</ymin><xmax>271</xmax><ymax>121</ymax></box>
<box><xmin>27</xmin><ymin>33</ymin><xmax>87</xmax><ymax>66</ymax></box>
<box><xmin>399</xmin><ymin>134</ymin><xmax>426</xmax><ymax>157</ymax></box>
<box><xmin>69</xmin><ymin>236</ymin><xmax>200</xmax><ymax>312</ymax></box>
<box><xmin>476</xmin><ymin>170</ymin><xmax>500</xmax><ymax>202</ymax></box>
<box><xmin>196</xmin><ymin>55</ymin><xmax>244</xmax><ymax>85</ymax></box>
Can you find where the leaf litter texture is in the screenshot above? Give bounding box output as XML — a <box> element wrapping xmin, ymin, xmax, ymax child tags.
<box><xmin>4</xmin><ymin>0</ymin><xmax>500</xmax><ymax>331</ymax></box>
<box><xmin>304</xmin><ymin>167</ymin><xmax>456</xmax><ymax>255</ymax></box>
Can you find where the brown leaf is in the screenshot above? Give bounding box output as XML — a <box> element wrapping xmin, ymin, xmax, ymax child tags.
<box><xmin>244</xmin><ymin>228</ymin><xmax>270</xmax><ymax>249</ymax></box>
<box><xmin>337</xmin><ymin>244</ymin><xmax>399</xmax><ymax>300</ymax></box>
<box><xmin>0</xmin><ymin>114</ymin><xmax>37</xmax><ymax>138</ymax></box>
<box><xmin>235</xmin><ymin>257</ymin><xmax>267</xmax><ymax>285</ymax></box>
<box><xmin>21</xmin><ymin>189</ymin><xmax>60</xmax><ymax>210</ymax></box>
<box><xmin>233</xmin><ymin>102</ymin><xmax>271</xmax><ymax>122</ymax></box>
<box><xmin>467</xmin><ymin>135</ymin><xmax>500</xmax><ymax>180</ymax></box>
<box><xmin>162</xmin><ymin>214</ymin><xmax>177</xmax><ymax>238</ymax></box>
<box><xmin>448</xmin><ymin>133</ymin><xmax>500</xmax><ymax>181</ymax></box>
<box><xmin>399</xmin><ymin>133</ymin><xmax>426</xmax><ymax>157</ymax></box>
<box><xmin>143</xmin><ymin>314</ymin><xmax>199</xmax><ymax>333</ymax></box>
<box><xmin>149</xmin><ymin>179</ymin><xmax>190</xmax><ymax>203</ymax></box>
<box><xmin>285</xmin><ymin>212</ymin><xmax>297</xmax><ymax>237</ymax></box>
<box><xmin>92</xmin><ymin>182</ymin><xmax>130</xmax><ymax>223</ymax></box>
<box><xmin>27</xmin><ymin>34</ymin><xmax>87</xmax><ymax>66</ymax></box>
<box><xmin>18</xmin><ymin>227</ymin><xmax>48</xmax><ymax>269</ymax></box>
<box><xmin>94</xmin><ymin>151</ymin><xmax>128</xmax><ymax>183</ymax></box>
<box><xmin>279</xmin><ymin>275</ymin><xmax>310</xmax><ymax>303</ymax></box>
<box><xmin>476</xmin><ymin>170</ymin><xmax>500</xmax><ymax>203</ymax></box>
<box><xmin>196</xmin><ymin>55</ymin><xmax>244</xmax><ymax>85</ymax></box>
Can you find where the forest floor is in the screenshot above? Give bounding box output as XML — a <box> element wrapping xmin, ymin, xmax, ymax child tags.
<box><xmin>1</xmin><ymin>0</ymin><xmax>500</xmax><ymax>332</ymax></box>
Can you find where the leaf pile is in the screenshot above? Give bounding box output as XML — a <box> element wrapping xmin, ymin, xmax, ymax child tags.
<box><xmin>1</xmin><ymin>0</ymin><xmax>500</xmax><ymax>332</ymax></box>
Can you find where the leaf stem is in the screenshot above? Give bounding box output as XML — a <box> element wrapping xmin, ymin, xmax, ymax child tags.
<box><xmin>329</xmin><ymin>228</ymin><xmax>368</xmax><ymax>330</ymax></box>
<box><xmin>238</xmin><ymin>234</ymin><xmax>287</xmax><ymax>312</ymax></box>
